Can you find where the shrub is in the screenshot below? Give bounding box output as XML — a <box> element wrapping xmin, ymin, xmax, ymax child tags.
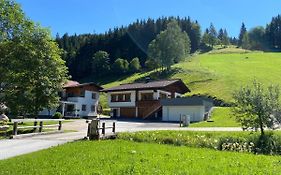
<box><xmin>129</xmin><ymin>57</ymin><xmax>141</xmax><ymax>73</ymax></box>
<box><xmin>118</xmin><ymin>130</ymin><xmax>281</xmax><ymax>155</ymax></box>
<box><xmin>252</xmin><ymin>132</ymin><xmax>281</xmax><ymax>155</ymax></box>
<box><xmin>52</xmin><ymin>112</ymin><xmax>63</xmax><ymax>119</ymax></box>
<box><xmin>102</xmin><ymin>108</ymin><xmax>111</xmax><ymax>116</ymax></box>
<box><xmin>112</xmin><ymin>58</ymin><xmax>129</xmax><ymax>74</ymax></box>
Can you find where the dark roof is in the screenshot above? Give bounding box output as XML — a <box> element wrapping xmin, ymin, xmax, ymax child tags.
<box><xmin>64</xmin><ymin>82</ymin><xmax>103</xmax><ymax>90</ymax></box>
<box><xmin>101</xmin><ymin>79</ymin><xmax>190</xmax><ymax>93</ymax></box>
<box><xmin>160</xmin><ymin>96</ymin><xmax>213</xmax><ymax>106</ymax></box>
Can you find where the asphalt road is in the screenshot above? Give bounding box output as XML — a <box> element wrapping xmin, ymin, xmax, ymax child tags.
<box><xmin>0</xmin><ymin>119</ymin><xmax>242</xmax><ymax>160</ymax></box>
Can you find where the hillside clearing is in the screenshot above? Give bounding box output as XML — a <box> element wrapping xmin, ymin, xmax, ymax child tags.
<box><xmin>100</xmin><ymin>50</ymin><xmax>281</xmax><ymax>104</ymax></box>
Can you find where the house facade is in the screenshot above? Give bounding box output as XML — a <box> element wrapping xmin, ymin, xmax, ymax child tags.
<box><xmin>60</xmin><ymin>81</ymin><xmax>103</xmax><ymax>118</ymax></box>
<box><xmin>39</xmin><ymin>81</ymin><xmax>103</xmax><ymax>118</ymax></box>
<box><xmin>101</xmin><ymin>79</ymin><xmax>190</xmax><ymax>119</ymax></box>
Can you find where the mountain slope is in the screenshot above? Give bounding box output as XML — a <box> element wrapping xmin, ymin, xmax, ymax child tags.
<box><xmin>100</xmin><ymin>49</ymin><xmax>281</xmax><ymax>104</ymax></box>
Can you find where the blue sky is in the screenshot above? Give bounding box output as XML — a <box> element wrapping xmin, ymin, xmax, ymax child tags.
<box><xmin>16</xmin><ymin>0</ymin><xmax>281</xmax><ymax>37</ymax></box>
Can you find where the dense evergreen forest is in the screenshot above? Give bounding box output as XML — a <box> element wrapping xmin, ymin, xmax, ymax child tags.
<box><xmin>56</xmin><ymin>17</ymin><xmax>201</xmax><ymax>79</ymax></box>
<box><xmin>56</xmin><ymin>15</ymin><xmax>281</xmax><ymax>81</ymax></box>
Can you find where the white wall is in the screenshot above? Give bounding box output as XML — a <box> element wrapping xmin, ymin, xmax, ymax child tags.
<box><xmin>162</xmin><ymin>106</ymin><xmax>205</xmax><ymax>122</ymax></box>
<box><xmin>108</xmin><ymin>91</ymin><xmax>136</xmax><ymax>107</ymax></box>
<box><xmin>67</xmin><ymin>90</ymin><xmax>99</xmax><ymax>117</ymax></box>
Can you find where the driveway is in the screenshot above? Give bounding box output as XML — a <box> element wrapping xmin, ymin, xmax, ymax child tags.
<box><xmin>0</xmin><ymin>119</ymin><xmax>242</xmax><ymax>160</ymax></box>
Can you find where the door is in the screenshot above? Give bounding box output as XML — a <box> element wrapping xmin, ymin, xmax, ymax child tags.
<box><xmin>112</xmin><ymin>109</ymin><xmax>118</xmax><ymax>118</ymax></box>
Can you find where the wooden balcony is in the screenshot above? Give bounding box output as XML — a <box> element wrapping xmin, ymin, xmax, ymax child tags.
<box><xmin>136</xmin><ymin>100</ymin><xmax>161</xmax><ymax>119</ymax></box>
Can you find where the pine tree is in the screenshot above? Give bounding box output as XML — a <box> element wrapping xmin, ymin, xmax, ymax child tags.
<box><xmin>202</xmin><ymin>28</ymin><xmax>210</xmax><ymax>46</ymax></box>
<box><xmin>238</xmin><ymin>22</ymin><xmax>247</xmax><ymax>47</ymax></box>
<box><xmin>217</xmin><ymin>28</ymin><xmax>224</xmax><ymax>46</ymax></box>
<box><xmin>208</xmin><ymin>23</ymin><xmax>217</xmax><ymax>48</ymax></box>
<box><xmin>222</xmin><ymin>29</ymin><xmax>230</xmax><ymax>46</ymax></box>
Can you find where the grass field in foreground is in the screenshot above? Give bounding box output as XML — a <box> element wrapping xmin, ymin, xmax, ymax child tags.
<box><xmin>1</xmin><ymin>140</ymin><xmax>281</xmax><ymax>175</ymax></box>
<box><xmin>190</xmin><ymin>107</ymin><xmax>241</xmax><ymax>127</ymax></box>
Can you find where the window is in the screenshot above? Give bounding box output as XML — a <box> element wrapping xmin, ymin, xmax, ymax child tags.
<box><xmin>111</xmin><ymin>93</ymin><xmax>131</xmax><ymax>102</ymax></box>
<box><xmin>82</xmin><ymin>104</ymin><xmax>87</xmax><ymax>111</ymax></box>
<box><xmin>159</xmin><ymin>93</ymin><xmax>167</xmax><ymax>99</ymax></box>
<box><xmin>91</xmin><ymin>105</ymin><xmax>96</xmax><ymax>112</ymax></box>
<box><xmin>111</xmin><ymin>94</ymin><xmax>118</xmax><ymax>102</ymax></box>
<box><xmin>80</xmin><ymin>90</ymin><xmax>85</xmax><ymax>97</ymax></box>
<box><xmin>124</xmin><ymin>94</ymin><xmax>131</xmax><ymax>102</ymax></box>
<box><xmin>141</xmin><ymin>93</ymin><xmax>154</xmax><ymax>100</ymax></box>
<box><xmin>92</xmin><ymin>93</ymin><xmax>96</xmax><ymax>99</ymax></box>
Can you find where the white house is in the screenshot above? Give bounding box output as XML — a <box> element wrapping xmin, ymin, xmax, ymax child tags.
<box><xmin>39</xmin><ymin>81</ymin><xmax>103</xmax><ymax>118</ymax></box>
<box><xmin>101</xmin><ymin>79</ymin><xmax>190</xmax><ymax>119</ymax></box>
<box><xmin>161</xmin><ymin>96</ymin><xmax>213</xmax><ymax>122</ymax></box>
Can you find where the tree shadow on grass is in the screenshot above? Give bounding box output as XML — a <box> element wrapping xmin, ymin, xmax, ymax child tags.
<box><xmin>133</xmin><ymin>67</ymin><xmax>183</xmax><ymax>83</ymax></box>
<box><xmin>80</xmin><ymin>72</ymin><xmax>136</xmax><ymax>86</ymax></box>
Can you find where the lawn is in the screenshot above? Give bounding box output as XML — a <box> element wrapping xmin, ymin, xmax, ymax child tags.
<box><xmin>99</xmin><ymin>49</ymin><xmax>281</xmax><ymax>104</ymax></box>
<box><xmin>189</xmin><ymin>107</ymin><xmax>241</xmax><ymax>127</ymax></box>
<box><xmin>1</xmin><ymin>140</ymin><xmax>281</xmax><ymax>175</ymax></box>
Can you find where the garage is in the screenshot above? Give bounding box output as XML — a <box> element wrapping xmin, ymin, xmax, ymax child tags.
<box><xmin>161</xmin><ymin>97</ymin><xmax>213</xmax><ymax>122</ymax></box>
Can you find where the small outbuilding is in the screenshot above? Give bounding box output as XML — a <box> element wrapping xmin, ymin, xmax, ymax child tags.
<box><xmin>161</xmin><ymin>97</ymin><xmax>213</xmax><ymax>122</ymax></box>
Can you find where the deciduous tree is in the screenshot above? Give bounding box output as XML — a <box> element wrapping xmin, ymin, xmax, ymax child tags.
<box><xmin>233</xmin><ymin>81</ymin><xmax>281</xmax><ymax>136</ymax></box>
<box><xmin>147</xmin><ymin>20</ymin><xmax>190</xmax><ymax>71</ymax></box>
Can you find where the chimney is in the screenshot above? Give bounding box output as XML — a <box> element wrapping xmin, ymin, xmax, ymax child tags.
<box><xmin>145</xmin><ymin>76</ymin><xmax>151</xmax><ymax>83</ymax></box>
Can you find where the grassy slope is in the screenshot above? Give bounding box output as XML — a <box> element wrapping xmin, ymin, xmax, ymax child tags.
<box><xmin>1</xmin><ymin>140</ymin><xmax>281</xmax><ymax>175</ymax></box>
<box><xmin>190</xmin><ymin>107</ymin><xmax>240</xmax><ymax>127</ymax></box>
<box><xmin>100</xmin><ymin>49</ymin><xmax>281</xmax><ymax>104</ymax></box>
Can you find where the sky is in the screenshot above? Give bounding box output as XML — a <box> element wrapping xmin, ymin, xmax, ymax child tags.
<box><xmin>16</xmin><ymin>0</ymin><xmax>281</xmax><ymax>37</ymax></box>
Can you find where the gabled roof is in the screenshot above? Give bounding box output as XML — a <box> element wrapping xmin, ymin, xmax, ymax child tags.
<box><xmin>63</xmin><ymin>81</ymin><xmax>103</xmax><ymax>90</ymax></box>
<box><xmin>101</xmin><ymin>79</ymin><xmax>190</xmax><ymax>94</ymax></box>
<box><xmin>63</xmin><ymin>81</ymin><xmax>80</xmax><ymax>88</ymax></box>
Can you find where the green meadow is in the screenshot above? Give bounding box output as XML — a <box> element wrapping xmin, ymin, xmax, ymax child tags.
<box><xmin>1</xmin><ymin>140</ymin><xmax>281</xmax><ymax>175</ymax></box>
<box><xmin>189</xmin><ymin>107</ymin><xmax>240</xmax><ymax>127</ymax></box>
<box><xmin>100</xmin><ymin>49</ymin><xmax>281</xmax><ymax>105</ymax></box>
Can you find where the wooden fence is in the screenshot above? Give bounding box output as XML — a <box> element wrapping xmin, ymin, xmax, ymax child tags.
<box><xmin>11</xmin><ymin>119</ymin><xmax>64</xmax><ymax>136</ymax></box>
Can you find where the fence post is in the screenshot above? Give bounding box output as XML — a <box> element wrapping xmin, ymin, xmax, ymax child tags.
<box><xmin>58</xmin><ymin>121</ymin><xmax>62</xmax><ymax>131</ymax></box>
<box><xmin>88</xmin><ymin>119</ymin><xmax>100</xmax><ymax>140</ymax></box>
<box><xmin>33</xmin><ymin>121</ymin><xmax>37</xmax><ymax>132</ymax></box>
<box><xmin>179</xmin><ymin>115</ymin><xmax>182</xmax><ymax>127</ymax></box>
<box><xmin>112</xmin><ymin>122</ymin><xmax>115</xmax><ymax>133</ymax></box>
<box><xmin>39</xmin><ymin>121</ymin><xmax>43</xmax><ymax>132</ymax></box>
<box><xmin>13</xmin><ymin>122</ymin><xmax>18</xmax><ymax>135</ymax></box>
<box><xmin>102</xmin><ymin>122</ymin><xmax>105</xmax><ymax>135</ymax></box>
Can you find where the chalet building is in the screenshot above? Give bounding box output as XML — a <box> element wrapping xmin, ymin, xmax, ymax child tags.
<box><xmin>39</xmin><ymin>81</ymin><xmax>103</xmax><ymax>118</ymax></box>
<box><xmin>101</xmin><ymin>79</ymin><xmax>190</xmax><ymax>119</ymax></box>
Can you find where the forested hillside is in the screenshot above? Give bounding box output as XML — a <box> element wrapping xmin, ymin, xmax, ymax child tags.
<box><xmin>56</xmin><ymin>16</ymin><xmax>201</xmax><ymax>79</ymax></box>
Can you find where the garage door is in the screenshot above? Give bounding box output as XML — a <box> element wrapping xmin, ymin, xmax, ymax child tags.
<box><xmin>163</xmin><ymin>106</ymin><xmax>204</xmax><ymax>122</ymax></box>
<box><xmin>120</xmin><ymin>107</ymin><xmax>136</xmax><ymax>118</ymax></box>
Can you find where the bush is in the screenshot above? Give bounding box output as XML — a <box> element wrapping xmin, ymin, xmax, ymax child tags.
<box><xmin>102</xmin><ymin>108</ymin><xmax>111</xmax><ymax>116</ymax></box>
<box><xmin>118</xmin><ymin>130</ymin><xmax>281</xmax><ymax>155</ymax></box>
<box><xmin>252</xmin><ymin>132</ymin><xmax>281</xmax><ymax>155</ymax></box>
<box><xmin>129</xmin><ymin>57</ymin><xmax>141</xmax><ymax>73</ymax></box>
<box><xmin>52</xmin><ymin>112</ymin><xmax>63</xmax><ymax>119</ymax></box>
<box><xmin>112</xmin><ymin>58</ymin><xmax>129</xmax><ymax>74</ymax></box>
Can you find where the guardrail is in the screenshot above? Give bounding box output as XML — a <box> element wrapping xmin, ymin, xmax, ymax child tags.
<box><xmin>11</xmin><ymin>119</ymin><xmax>64</xmax><ymax>136</ymax></box>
